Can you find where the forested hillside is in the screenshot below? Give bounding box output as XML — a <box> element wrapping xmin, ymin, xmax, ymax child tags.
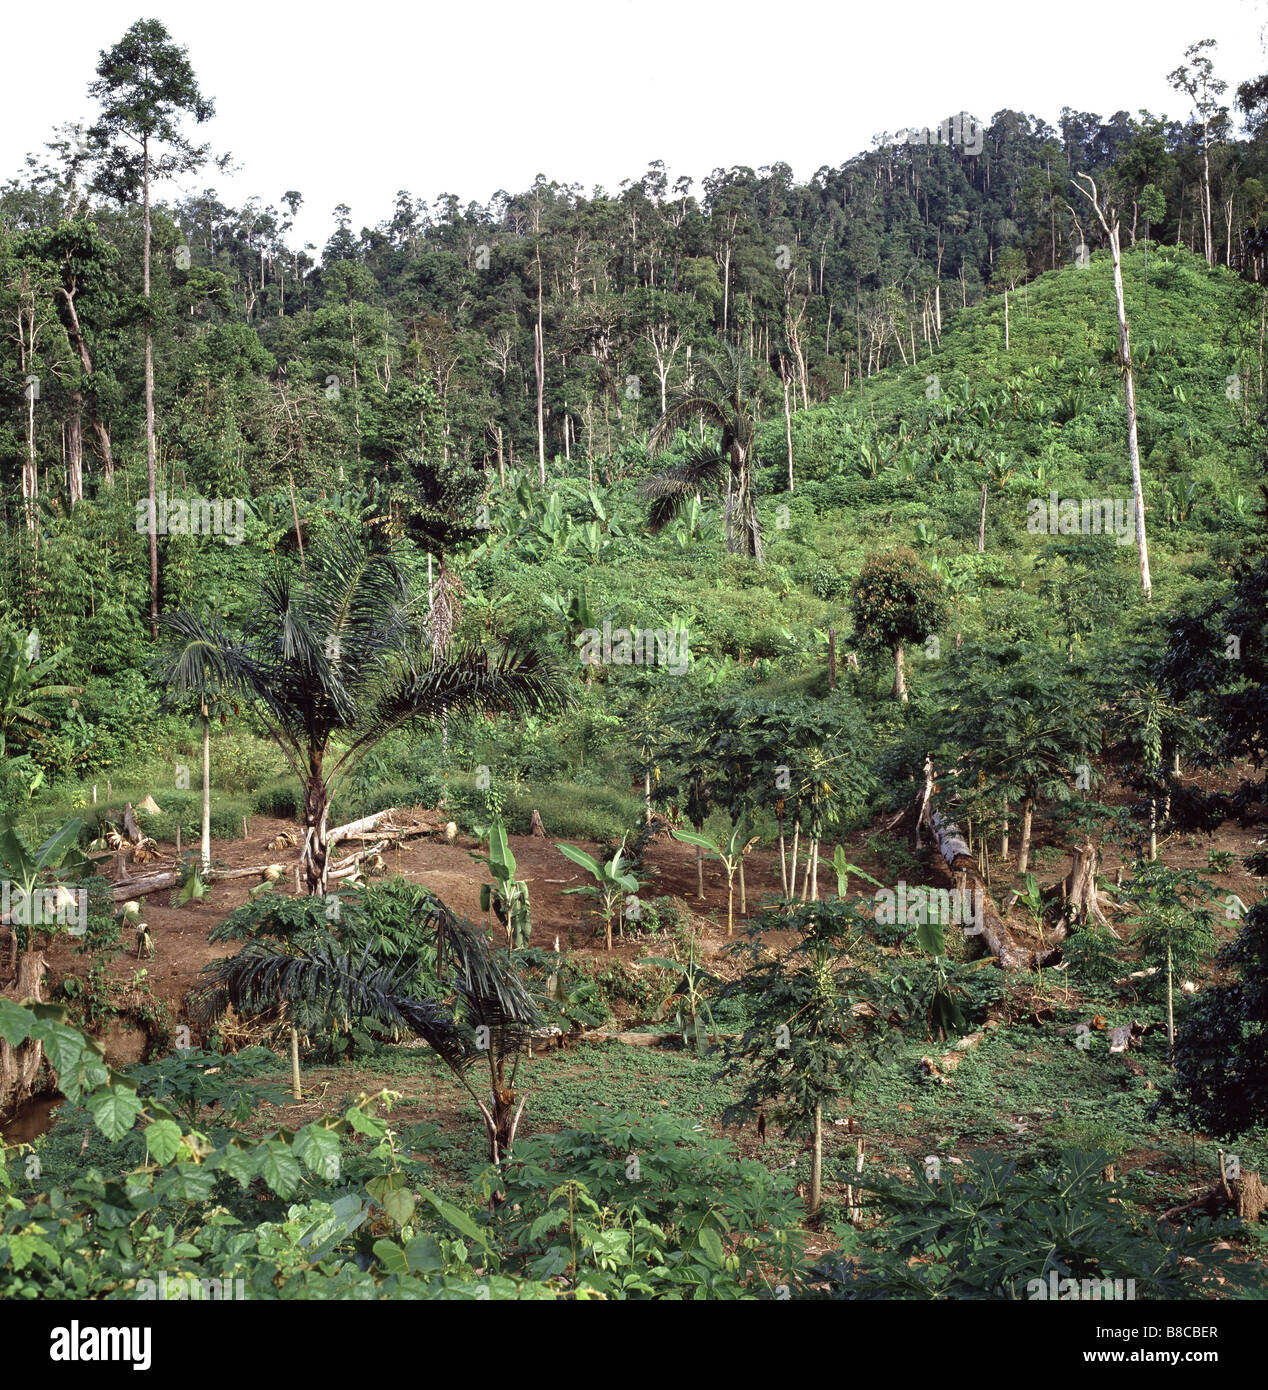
<box><xmin>1</xmin><ymin>18</ymin><xmax>1267</xmax><ymax>1318</ymax></box>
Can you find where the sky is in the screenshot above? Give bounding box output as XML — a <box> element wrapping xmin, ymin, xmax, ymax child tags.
<box><xmin>3</xmin><ymin>0</ymin><xmax>1266</xmax><ymax>250</ymax></box>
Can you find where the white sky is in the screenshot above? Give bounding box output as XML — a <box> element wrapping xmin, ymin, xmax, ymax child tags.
<box><xmin>3</xmin><ymin>0</ymin><xmax>1266</xmax><ymax>250</ymax></box>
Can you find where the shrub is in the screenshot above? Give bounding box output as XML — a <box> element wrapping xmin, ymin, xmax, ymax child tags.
<box><xmin>812</xmin><ymin>1148</ymin><xmax>1257</xmax><ymax>1299</ymax></box>
<box><xmin>485</xmin><ymin>1111</ymin><xmax>808</xmax><ymax>1297</ymax></box>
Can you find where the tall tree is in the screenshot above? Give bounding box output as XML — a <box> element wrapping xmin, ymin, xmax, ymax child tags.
<box><xmin>86</xmin><ymin>18</ymin><xmax>214</xmax><ymax>638</ymax></box>
<box><xmin>1074</xmin><ymin>173</ymin><xmax>1153</xmax><ymax>600</ymax></box>
<box><xmin>1169</xmin><ymin>40</ymin><xmax>1227</xmax><ymax>267</ymax></box>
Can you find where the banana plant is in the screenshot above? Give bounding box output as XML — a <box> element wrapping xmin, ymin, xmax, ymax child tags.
<box><xmin>638</xmin><ymin>942</ymin><xmax>719</xmax><ymax>1054</ymax></box>
<box><xmin>672</xmin><ymin>494</ymin><xmax>704</xmax><ymax>549</ymax></box>
<box><xmin>671</xmin><ymin>820</ymin><xmax>757</xmax><ymax>936</ymax></box>
<box><xmin>470</xmin><ymin>814</ymin><xmax>531</xmax><ymax>949</ymax></box>
<box><xmin>0</xmin><ymin>815</ymin><xmax>93</xmax><ymax>949</ymax></box>
<box><xmin>830</xmin><ymin>846</ymin><xmax>882</xmax><ymax>900</ymax></box>
<box><xmin>555</xmin><ymin>838</ymin><xmax>640</xmax><ymax>950</ymax></box>
<box><xmin>541</xmin><ymin>587</ymin><xmax>601</xmax><ymax>633</ymax></box>
<box><xmin>580</xmin><ymin>519</ymin><xmax>610</xmax><ymax>562</ymax></box>
<box><xmin>539</xmin><ymin>490</ymin><xmax>574</xmax><ymax>551</ymax></box>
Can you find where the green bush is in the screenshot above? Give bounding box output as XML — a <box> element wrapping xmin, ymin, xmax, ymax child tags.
<box><xmin>812</xmin><ymin>1148</ymin><xmax>1257</xmax><ymax>1300</ymax></box>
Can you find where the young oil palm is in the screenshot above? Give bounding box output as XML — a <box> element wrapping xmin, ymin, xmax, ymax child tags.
<box><xmin>161</xmin><ymin>521</ymin><xmax>572</xmax><ymax>895</ymax></box>
<box><xmin>643</xmin><ymin>343</ymin><xmax>763</xmax><ymax>559</ymax></box>
<box><xmin>194</xmin><ymin>895</ymin><xmax>541</xmax><ymax>1160</ymax></box>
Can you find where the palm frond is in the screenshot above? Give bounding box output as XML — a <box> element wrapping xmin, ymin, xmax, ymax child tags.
<box><xmin>193</xmin><ymin>940</ymin><xmax>476</xmax><ymax>1074</ymax></box>
<box><xmin>648</xmin><ymin>396</ymin><xmax>728</xmax><ymax>455</ymax></box>
<box><xmin>641</xmin><ymin>442</ymin><xmax>728</xmax><ymax>532</ymax></box>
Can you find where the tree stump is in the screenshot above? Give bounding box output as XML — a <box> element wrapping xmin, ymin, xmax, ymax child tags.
<box><xmin>1060</xmin><ymin>840</ymin><xmax>1113</xmax><ymax>930</ymax></box>
<box><xmin>0</xmin><ymin>951</ymin><xmax>48</xmax><ymax>1114</ymax></box>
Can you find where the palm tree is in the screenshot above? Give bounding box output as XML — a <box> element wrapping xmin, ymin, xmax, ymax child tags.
<box><xmin>157</xmin><ymin>612</ymin><xmax>237</xmax><ymax>874</ymax></box>
<box><xmin>195</xmin><ymin>896</ymin><xmax>540</xmax><ymax>1159</ymax></box>
<box><xmin>163</xmin><ymin>522</ymin><xmax>572</xmax><ymax>895</ymax></box>
<box><xmin>643</xmin><ymin>343</ymin><xmax>764</xmax><ymax>559</ymax></box>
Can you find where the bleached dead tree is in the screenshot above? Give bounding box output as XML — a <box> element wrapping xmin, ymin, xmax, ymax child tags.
<box><xmin>1073</xmin><ymin>174</ymin><xmax>1153</xmax><ymax>601</ymax></box>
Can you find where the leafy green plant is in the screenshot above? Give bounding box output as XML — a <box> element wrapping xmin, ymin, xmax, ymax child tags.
<box><xmin>811</xmin><ymin>1148</ymin><xmax>1257</xmax><ymax>1300</ymax></box>
<box><xmin>671</xmin><ymin>821</ymin><xmax>754</xmax><ymax>936</ymax></box>
<box><xmin>1122</xmin><ymin>860</ymin><xmax>1217</xmax><ymax>1048</ymax></box>
<box><xmin>126</xmin><ymin>1047</ymin><xmax>287</xmax><ymax>1129</ymax></box>
<box><xmin>0</xmin><ymin>815</ymin><xmax>94</xmax><ymax>952</ymax></box>
<box><xmin>482</xmin><ymin>1111</ymin><xmax>808</xmax><ymax>1297</ymax></box>
<box><xmin>1160</xmin><ymin>900</ymin><xmax>1268</xmax><ymax>1138</ymax></box>
<box><xmin>718</xmin><ymin>907</ymin><xmax>895</xmax><ymax>1218</ymax></box>
<box><xmin>470</xmin><ymin>813</ymin><xmax>531</xmax><ymax>948</ymax></box>
<box><xmin>556</xmin><ymin>838</ymin><xmax>641</xmax><ymax>951</ymax></box>
<box><xmin>638</xmin><ymin>939</ymin><xmax>720</xmax><ymax>1053</ymax></box>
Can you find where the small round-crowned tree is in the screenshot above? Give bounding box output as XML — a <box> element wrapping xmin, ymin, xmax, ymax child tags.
<box><xmin>849</xmin><ymin>547</ymin><xmax>948</xmax><ymax>703</ymax></box>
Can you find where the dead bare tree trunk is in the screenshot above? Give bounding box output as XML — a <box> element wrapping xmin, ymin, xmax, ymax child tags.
<box><xmin>921</xmin><ymin>789</ymin><xmax>1056</xmax><ymax>970</ymax></box>
<box><xmin>1074</xmin><ymin>174</ymin><xmax>1152</xmax><ymax>601</ymax></box>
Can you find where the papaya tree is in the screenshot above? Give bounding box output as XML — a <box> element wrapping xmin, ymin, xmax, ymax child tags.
<box><xmin>718</xmin><ymin>903</ymin><xmax>893</xmax><ymax>1219</ymax></box>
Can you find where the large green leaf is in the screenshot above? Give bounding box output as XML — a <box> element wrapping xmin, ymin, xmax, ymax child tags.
<box><xmin>382</xmin><ymin>1186</ymin><xmax>416</xmax><ymax>1227</ymax></box>
<box><xmin>87</xmin><ymin>1085</ymin><xmax>143</xmax><ymax>1141</ymax></box>
<box><xmin>915</xmin><ymin>918</ymin><xmax>947</xmax><ymax>956</ymax></box>
<box><xmin>555</xmin><ymin>842</ymin><xmax>603</xmax><ymax>878</ymax></box>
<box><xmin>259</xmin><ymin>1141</ymin><xmax>302</xmax><ymax>1197</ymax></box>
<box><xmin>0</xmin><ymin>1000</ymin><xmax>33</xmax><ymax>1046</ymax></box>
<box><xmin>144</xmin><ymin>1119</ymin><xmax>183</xmax><ymax>1165</ymax></box>
<box><xmin>35</xmin><ymin>817</ymin><xmax>86</xmax><ymax>874</ymax></box>
<box><xmin>671</xmin><ymin>828</ymin><xmax>720</xmax><ymax>855</ymax></box>
<box><xmin>418</xmin><ymin>1185</ymin><xmax>490</xmax><ymax>1250</ymax></box>
<box><xmin>295</xmin><ymin>1125</ymin><xmax>342</xmax><ymax>1181</ymax></box>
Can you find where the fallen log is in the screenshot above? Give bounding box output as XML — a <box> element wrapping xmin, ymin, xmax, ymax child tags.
<box><xmin>922</xmin><ymin>797</ymin><xmax>1057</xmax><ymax>970</ymax></box>
<box><xmin>109</xmin><ymin>860</ymin><xmax>288</xmax><ymax>899</ymax></box>
<box><xmin>326</xmin><ymin>810</ymin><xmax>396</xmax><ymax>848</ymax></box>
<box><xmin>109</xmin><ymin>872</ymin><xmax>178</xmax><ymax>901</ymax></box>
<box><xmin>327</xmin><ymin>807</ymin><xmax>445</xmax><ymax>845</ymax></box>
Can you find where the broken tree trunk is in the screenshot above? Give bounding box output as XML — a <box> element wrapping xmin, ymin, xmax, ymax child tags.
<box><xmin>922</xmin><ymin>798</ymin><xmax>1057</xmax><ymax>970</ymax></box>
<box><xmin>0</xmin><ymin>951</ymin><xmax>48</xmax><ymax>1115</ymax></box>
<box><xmin>109</xmin><ymin>871</ymin><xmax>179</xmax><ymax>900</ymax></box>
<box><xmin>1055</xmin><ymin>840</ymin><xmax>1115</xmax><ymax>934</ymax></box>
